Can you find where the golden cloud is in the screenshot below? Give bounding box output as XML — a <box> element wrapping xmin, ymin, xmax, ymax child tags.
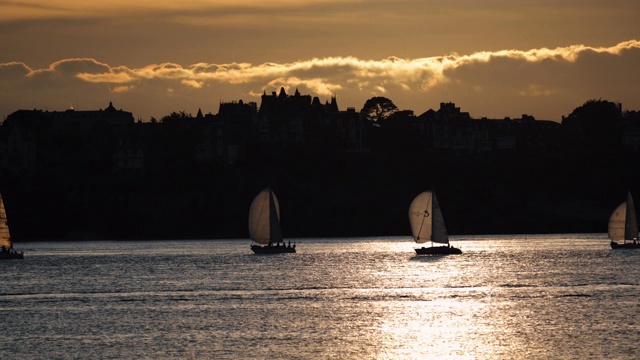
<box><xmin>181</xmin><ymin>79</ymin><xmax>204</xmax><ymax>88</ymax></box>
<box><xmin>60</xmin><ymin>40</ymin><xmax>639</xmax><ymax>94</ymax></box>
<box><xmin>3</xmin><ymin>39</ymin><xmax>639</xmax><ymax>111</ymax></box>
<box><xmin>265</xmin><ymin>77</ymin><xmax>342</xmax><ymax>96</ymax></box>
<box><xmin>29</xmin><ymin>58</ymin><xmax>111</xmax><ymax>78</ymax></box>
<box><xmin>111</xmin><ymin>85</ymin><xmax>136</xmax><ymax>93</ymax></box>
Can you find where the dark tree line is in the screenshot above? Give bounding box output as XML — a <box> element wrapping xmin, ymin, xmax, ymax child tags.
<box><xmin>1</xmin><ymin>97</ymin><xmax>640</xmax><ymax>240</ymax></box>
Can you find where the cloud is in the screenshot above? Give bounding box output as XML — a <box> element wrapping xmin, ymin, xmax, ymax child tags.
<box><xmin>2</xmin><ymin>40</ymin><xmax>640</xmax><ymax>121</ymax></box>
<box><xmin>181</xmin><ymin>79</ymin><xmax>203</xmax><ymax>89</ymax></box>
<box><xmin>25</xmin><ymin>58</ymin><xmax>112</xmax><ymax>86</ymax></box>
<box><xmin>64</xmin><ymin>40</ymin><xmax>640</xmax><ymax>90</ymax></box>
<box><xmin>111</xmin><ymin>85</ymin><xmax>136</xmax><ymax>93</ymax></box>
<box><xmin>264</xmin><ymin>77</ymin><xmax>342</xmax><ymax>97</ymax></box>
<box><xmin>0</xmin><ymin>61</ymin><xmax>31</xmax><ymax>84</ymax></box>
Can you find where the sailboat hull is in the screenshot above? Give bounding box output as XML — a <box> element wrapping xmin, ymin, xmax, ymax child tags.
<box><xmin>0</xmin><ymin>251</ymin><xmax>24</xmax><ymax>260</ymax></box>
<box><xmin>251</xmin><ymin>244</ymin><xmax>296</xmax><ymax>254</ymax></box>
<box><xmin>415</xmin><ymin>245</ymin><xmax>462</xmax><ymax>255</ymax></box>
<box><xmin>610</xmin><ymin>241</ymin><xmax>640</xmax><ymax>249</ymax></box>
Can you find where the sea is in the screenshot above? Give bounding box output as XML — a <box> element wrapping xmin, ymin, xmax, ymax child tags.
<box><xmin>1</xmin><ymin>234</ymin><xmax>639</xmax><ymax>359</ymax></box>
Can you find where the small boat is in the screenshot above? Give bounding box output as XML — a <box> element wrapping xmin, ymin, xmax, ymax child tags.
<box><xmin>609</xmin><ymin>191</ymin><xmax>640</xmax><ymax>249</ymax></box>
<box><xmin>409</xmin><ymin>191</ymin><xmax>461</xmax><ymax>255</ymax></box>
<box><xmin>0</xmin><ymin>193</ymin><xmax>24</xmax><ymax>260</ymax></box>
<box><xmin>249</xmin><ymin>187</ymin><xmax>295</xmax><ymax>254</ymax></box>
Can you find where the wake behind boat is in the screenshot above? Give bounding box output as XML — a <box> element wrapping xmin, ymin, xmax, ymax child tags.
<box><xmin>609</xmin><ymin>191</ymin><xmax>640</xmax><ymax>249</ymax></box>
<box><xmin>249</xmin><ymin>187</ymin><xmax>295</xmax><ymax>254</ymax></box>
<box><xmin>0</xmin><ymin>192</ymin><xmax>23</xmax><ymax>260</ymax></box>
<box><xmin>409</xmin><ymin>191</ymin><xmax>461</xmax><ymax>255</ymax></box>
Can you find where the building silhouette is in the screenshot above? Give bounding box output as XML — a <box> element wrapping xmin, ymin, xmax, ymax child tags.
<box><xmin>1</xmin><ymin>96</ymin><xmax>640</xmax><ymax>240</ymax></box>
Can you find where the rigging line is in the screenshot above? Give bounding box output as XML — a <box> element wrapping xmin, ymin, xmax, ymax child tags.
<box><xmin>416</xmin><ymin>193</ymin><xmax>432</xmax><ymax>240</ymax></box>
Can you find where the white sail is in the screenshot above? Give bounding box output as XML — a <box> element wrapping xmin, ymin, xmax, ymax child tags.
<box><xmin>608</xmin><ymin>202</ymin><xmax>626</xmax><ymax>241</ymax></box>
<box><xmin>608</xmin><ymin>191</ymin><xmax>639</xmax><ymax>241</ymax></box>
<box><xmin>625</xmin><ymin>192</ymin><xmax>639</xmax><ymax>240</ymax></box>
<box><xmin>409</xmin><ymin>191</ymin><xmax>449</xmax><ymax>244</ymax></box>
<box><xmin>0</xmin><ymin>193</ymin><xmax>11</xmax><ymax>249</ymax></box>
<box><xmin>248</xmin><ymin>188</ymin><xmax>282</xmax><ymax>245</ymax></box>
<box><xmin>409</xmin><ymin>192</ymin><xmax>432</xmax><ymax>243</ymax></box>
<box><xmin>431</xmin><ymin>192</ymin><xmax>449</xmax><ymax>244</ymax></box>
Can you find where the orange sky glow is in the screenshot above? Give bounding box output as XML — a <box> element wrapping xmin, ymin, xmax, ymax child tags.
<box><xmin>1</xmin><ymin>0</ymin><xmax>639</xmax><ymax>121</ymax></box>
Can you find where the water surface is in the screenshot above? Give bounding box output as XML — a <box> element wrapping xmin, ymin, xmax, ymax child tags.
<box><xmin>1</xmin><ymin>234</ymin><xmax>639</xmax><ymax>359</ymax></box>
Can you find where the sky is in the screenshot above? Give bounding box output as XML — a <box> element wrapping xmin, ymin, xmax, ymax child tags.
<box><xmin>1</xmin><ymin>0</ymin><xmax>639</xmax><ymax>122</ymax></box>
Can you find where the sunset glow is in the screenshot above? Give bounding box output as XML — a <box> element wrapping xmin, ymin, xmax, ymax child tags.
<box><xmin>2</xmin><ymin>1</ymin><xmax>639</xmax><ymax>120</ymax></box>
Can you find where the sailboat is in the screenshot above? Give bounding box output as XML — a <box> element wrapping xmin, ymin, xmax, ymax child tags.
<box><xmin>0</xmin><ymin>193</ymin><xmax>24</xmax><ymax>260</ymax></box>
<box><xmin>409</xmin><ymin>191</ymin><xmax>461</xmax><ymax>255</ymax></box>
<box><xmin>609</xmin><ymin>191</ymin><xmax>640</xmax><ymax>249</ymax></box>
<box><xmin>249</xmin><ymin>187</ymin><xmax>295</xmax><ymax>254</ymax></box>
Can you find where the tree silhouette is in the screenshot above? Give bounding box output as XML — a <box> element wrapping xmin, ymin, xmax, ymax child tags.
<box><xmin>360</xmin><ymin>96</ymin><xmax>398</xmax><ymax>123</ymax></box>
<box><xmin>562</xmin><ymin>99</ymin><xmax>621</xmax><ymax>147</ymax></box>
<box><xmin>161</xmin><ymin>111</ymin><xmax>192</xmax><ymax>124</ymax></box>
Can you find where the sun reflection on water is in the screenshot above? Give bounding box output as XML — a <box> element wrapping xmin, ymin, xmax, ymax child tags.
<box><xmin>3</xmin><ymin>235</ymin><xmax>638</xmax><ymax>359</ymax></box>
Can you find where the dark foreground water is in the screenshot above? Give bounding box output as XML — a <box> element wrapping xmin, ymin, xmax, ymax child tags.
<box><xmin>1</xmin><ymin>234</ymin><xmax>639</xmax><ymax>359</ymax></box>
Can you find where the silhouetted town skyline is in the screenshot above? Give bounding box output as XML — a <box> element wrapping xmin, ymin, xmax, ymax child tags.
<box><xmin>1</xmin><ymin>88</ymin><xmax>640</xmax><ymax>240</ymax></box>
